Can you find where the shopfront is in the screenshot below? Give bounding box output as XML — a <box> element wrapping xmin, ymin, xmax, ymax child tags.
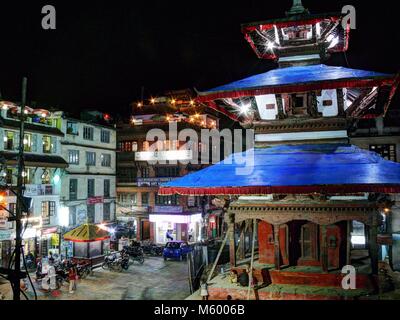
<box><xmin>40</xmin><ymin>227</ymin><xmax>60</xmax><ymax>257</ymax></box>
<box><xmin>0</xmin><ymin>230</ymin><xmax>13</xmax><ymax>268</ymax></box>
<box><xmin>150</xmin><ymin>213</ymin><xmax>202</xmax><ymax>244</ymax></box>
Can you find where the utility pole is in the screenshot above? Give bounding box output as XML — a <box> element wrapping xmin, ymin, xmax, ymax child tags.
<box><xmin>12</xmin><ymin>77</ymin><xmax>27</xmax><ymax>300</ymax></box>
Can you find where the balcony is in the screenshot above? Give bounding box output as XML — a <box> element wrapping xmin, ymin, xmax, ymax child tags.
<box><xmin>135</xmin><ymin>150</ymin><xmax>192</xmax><ymax>161</ymax></box>
<box><xmin>24</xmin><ymin>184</ymin><xmax>55</xmax><ymax>196</ymax></box>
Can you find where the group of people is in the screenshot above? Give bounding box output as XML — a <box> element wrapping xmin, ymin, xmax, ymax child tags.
<box><xmin>165</xmin><ymin>229</ymin><xmax>195</xmax><ymax>242</ymax></box>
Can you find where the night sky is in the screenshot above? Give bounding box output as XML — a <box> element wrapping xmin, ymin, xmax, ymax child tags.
<box><xmin>0</xmin><ymin>0</ymin><xmax>398</xmax><ymax>118</ymax></box>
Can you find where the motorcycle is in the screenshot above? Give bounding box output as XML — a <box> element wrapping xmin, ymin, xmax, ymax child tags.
<box><xmin>76</xmin><ymin>262</ymin><xmax>91</xmax><ymax>279</ymax></box>
<box><xmin>122</xmin><ymin>246</ymin><xmax>144</xmax><ymax>265</ymax></box>
<box><xmin>141</xmin><ymin>241</ymin><xmax>163</xmax><ymax>256</ymax></box>
<box><xmin>120</xmin><ymin>251</ymin><xmax>130</xmax><ymax>270</ymax></box>
<box><xmin>102</xmin><ymin>253</ymin><xmax>123</xmax><ymax>272</ymax></box>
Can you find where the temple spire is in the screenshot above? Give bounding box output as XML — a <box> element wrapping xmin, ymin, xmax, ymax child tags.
<box><xmin>286</xmin><ymin>0</ymin><xmax>309</xmax><ymax>16</ymax></box>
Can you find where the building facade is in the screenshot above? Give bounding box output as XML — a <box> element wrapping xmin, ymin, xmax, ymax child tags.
<box><xmin>116</xmin><ymin>91</ymin><xmax>225</xmax><ymax>244</ymax></box>
<box><xmin>0</xmin><ymin>103</ymin><xmax>68</xmax><ymax>265</ymax></box>
<box><xmin>59</xmin><ymin>111</ymin><xmax>117</xmax><ymax>227</ymax></box>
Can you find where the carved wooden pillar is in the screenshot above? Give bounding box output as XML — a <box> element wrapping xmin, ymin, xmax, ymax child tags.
<box><xmin>336</xmin><ymin>88</ymin><xmax>345</xmax><ymax>117</ymax></box>
<box><xmin>321</xmin><ymin>225</ymin><xmax>328</xmax><ymax>273</ymax></box>
<box><xmin>346</xmin><ymin>220</ymin><xmax>352</xmax><ymax>265</ymax></box>
<box><xmin>228</xmin><ymin>214</ymin><xmax>236</xmax><ymax>268</ymax></box>
<box><xmin>239</xmin><ymin>222</ymin><xmax>245</xmax><ymax>260</ymax></box>
<box><xmin>368</xmin><ymin>223</ymin><xmax>379</xmax><ymax>275</ymax></box>
<box><xmin>276</xmin><ymin>94</ymin><xmax>285</xmax><ymax>119</ymax></box>
<box><xmin>274</xmin><ymin>224</ymin><xmax>281</xmax><ymax>270</ymax></box>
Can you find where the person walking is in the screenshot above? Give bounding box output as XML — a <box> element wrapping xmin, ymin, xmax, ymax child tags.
<box><xmin>68</xmin><ymin>265</ymin><xmax>77</xmax><ymax>294</ymax></box>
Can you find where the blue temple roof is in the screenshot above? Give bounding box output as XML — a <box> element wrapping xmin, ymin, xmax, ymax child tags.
<box><xmin>200</xmin><ymin>64</ymin><xmax>390</xmax><ymax>95</ymax></box>
<box><xmin>159</xmin><ymin>144</ymin><xmax>400</xmax><ymax>195</ymax></box>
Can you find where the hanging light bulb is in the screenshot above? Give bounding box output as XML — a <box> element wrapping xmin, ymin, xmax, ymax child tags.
<box><xmin>189</xmin><ymin>100</ymin><xmax>195</xmax><ymax>106</ymax></box>
<box><xmin>150</xmin><ymin>98</ymin><xmax>156</xmax><ymax>104</ymax></box>
<box><xmin>239</xmin><ymin>103</ymin><xmax>250</xmax><ymax>115</ymax></box>
<box><xmin>171</xmin><ymin>99</ymin><xmax>176</xmax><ymax>105</ymax></box>
<box><xmin>137</xmin><ymin>102</ymin><xmax>142</xmax><ymax>107</ymax></box>
<box><xmin>267</xmin><ymin>41</ymin><xmax>275</xmax><ymax>51</ymax></box>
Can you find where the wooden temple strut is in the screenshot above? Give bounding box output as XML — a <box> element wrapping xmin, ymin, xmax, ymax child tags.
<box><xmin>247</xmin><ymin>219</ymin><xmax>257</xmax><ymax>300</ymax></box>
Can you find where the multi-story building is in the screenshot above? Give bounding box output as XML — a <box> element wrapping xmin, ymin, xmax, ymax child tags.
<box><xmin>58</xmin><ymin>110</ymin><xmax>117</xmax><ymax>228</ymax></box>
<box><xmin>116</xmin><ymin>90</ymin><xmax>227</xmax><ymax>244</ymax></box>
<box><xmin>0</xmin><ymin>102</ymin><xmax>68</xmax><ymax>265</ymax></box>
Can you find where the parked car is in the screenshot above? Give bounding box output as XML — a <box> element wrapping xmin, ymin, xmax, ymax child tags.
<box><xmin>163</xmin><ymin>241</ymin><xmax>192</xmax><ymax>261</ymax></box>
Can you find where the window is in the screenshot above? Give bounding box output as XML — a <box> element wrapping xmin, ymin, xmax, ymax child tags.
<box><xmin>41</xmin><ymin>201</ymin><xmax>55</xmax><ymax>225</ymax></box>
<box><xmin>69</xmin><ymin>179</ymin><xmax>78</xmax><ymax>200</ymax></box>
<box><xmin>68</xmin><ymin>150</ymin><xmax>79</xmax><ymax>164</ymax></box>
<box><xmin>67</xmin><ymin>121</ymin><xmax>78</xmax><ymax>135</ymax></box>
<box><xmin>83</xmin><ymin>126</ymin><xmax>94</xmax><ymax>140</ymax></box>
<box><xmin>104</xmin><ymin>179</ymin><xmax>110</xmax><ymax>197</ymax></box>
<box><xmin>5</xmin><ymin>169</ymin><xmax>13</xmax><ymax>185</ymax></box>
<box><xmin>88</xmin><ymin>179</ymin><xmax>95</xmax><ymax>197</ymax></box>
<box><xmin>117</xmin><ymin>167</ymin><xmax>138</xmax><ymax>183</ymax></box>
<box><xmin>119</xmin><ymin>141</ymin><xmax>138</xmax><ymax>152</ymax></box>
<box><xmin>143</xmin><ymin>141</ymin><xmax>149</xmax><ymax>151</ymax></box>
<box><xmin>103</xmin><ymin>203</ymin><xmax>111</xmax><ymax>221</ymax></box>
<box><xmin>322</xmin><ymin>100</ymin><xmax>333</xmax><ymax>106</ymax></box>
<box><xmin>156</xmin><ymin>167</ymin><xmax>179</xmax><ymax>177</ymax></box>
<box><xmin>87</xmin><ymin>204</ymin><xmax>95</xmax><ymax>223</ymax></box>
<box><xmin>42</xmin><ymin>135</ymin><xmax>52</xmax><ymax>153</ymax></box>
<box><xmin>23</xmin><ymin>133</ymin><xmax>32</xmax><ymax>152</ymax></box>
<box><xmin>369</xmin><ymin>144</ymin><xmax>397</xmax><ymax>162</ymax></box>
<box><xmin>22</xmin><ymin>168</ymin><xmax>32</xmax><ymax>184</ymax></box>
<box><xmin>86</xmin><ymin>152</ymin><xmax>96</xmax><ymax>166</ymax></box>
<box><xmin>101</xmin><ymin>129</ymin><xmax>110</xmax><ymax>143</ymax></box>
<box><xmin>141</xmin><ymin>192</ymin><xmax>149</xmax><ymax>205</ymax></box>
<box><xmin>141</xmin><ymin>167</ymin><xmax>150</xmax><ymax>178</ymax></box>
<box><xmin>101</xmin><ymin>154</ymin><xmax>111</xmax><ymax>167</ymax></box>
<box><xmin>156</xmin><ymin>194</ymin><xmax>179</xmax><ymax>205</ymax></box>
<box><xmin>4</xmin><ymin>131</ymin><xmax>14</xmax><ymax>150</ymax></box>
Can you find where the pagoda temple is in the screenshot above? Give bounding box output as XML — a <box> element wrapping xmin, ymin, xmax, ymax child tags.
<box><xmin>159</xmin><ymin>1</ymin><xmax>400</xmax><ymax>299</ymax></box>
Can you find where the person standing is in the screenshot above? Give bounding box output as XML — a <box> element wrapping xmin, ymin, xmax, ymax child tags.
<box><xmin>68</xmin><ymin>265</ymin><xmax>77</xmax><ymax>294</ymax></box>
<box><xmin>200</xmin><ymin>281</ymin><xmax>209</xmax><ymax>300</ymax></box>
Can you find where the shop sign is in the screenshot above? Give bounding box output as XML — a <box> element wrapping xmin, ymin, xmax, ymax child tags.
<box><xmin>0</xmin><ymin>230</ymin><xmax>12</xmax><ymax>241</ymax></box>
<box><xmin>51</xmin><ymin>234</ymin><xmax>59</xmax><ymax>246</ymax></box>
<box><xmin>153</xmin><ymin>206</ymin><xmax>183</xmax><ymax>213</ymax></box>
<box><xmin>87</xmin><ymin>196</ymin><xmax>104</xmax><ymax>205</ymax></box>
<box><xmin>42</xmin><ymin>227</ymin><xmax>58</xmax><ymax>235</ymax></box>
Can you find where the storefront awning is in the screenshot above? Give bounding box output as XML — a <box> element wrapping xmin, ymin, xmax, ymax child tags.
<box><xmin>159</xmin><ymin>144</ymin><xmax>400</xmax><ymax>196</ymax></box>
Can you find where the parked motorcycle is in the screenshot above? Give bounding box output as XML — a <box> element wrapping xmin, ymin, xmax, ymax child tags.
<box><xmin>120</xmin><ymin>251</ymin><xmax>130</xmax><ymax>270</ymax></box>
<box><xmin>122</xmin><ymin>246</ymin><xmax>144</xmax><ymax>264</ymax></box>
<box><xmin>102</xmin><ymin>253</ymin><xmax>123</xmax><ymax>272</ymax></box>
<box><xmin>141</xmin><ymin>241</ymin><xmax>163</xmax><ymax>256</ymax></box>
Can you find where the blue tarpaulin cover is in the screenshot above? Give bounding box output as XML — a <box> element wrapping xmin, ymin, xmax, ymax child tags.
<box><xmin>203</xmin><ymin>64</ymin><xmax>390</xmax><ymax>94</ymax></box>
<box><xmin>159</xmin><ymin>144</ymin><xmax>400</xmax><ymax>195</ymax></box>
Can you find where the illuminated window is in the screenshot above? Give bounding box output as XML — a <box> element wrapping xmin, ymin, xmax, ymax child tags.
<box><xmin>68</xmin><ymin>150</ymin><xmax>79</xmax><ymax>164</ymax></box>
<box><xmin>67</xmin><ymin>121</ymin><xmax>78</xmax><ymax>135</ymax></box>
<box><xmin>42</xmin><ymin>135</ymin><xmax>52</xmax><ymax>153</ymax></box>
<box><xmin>23</xmin><ymin>133</ymin><xmax>32</xmax><ymax>152</ymax></box>
<box><xmin>369</xmin><ymin>144</ymin><xmax>396</xmax><ymax>162</ymax></box>
<box><xmin>143</xmin><ymin>141</ymin><xmax>149</xmax><ymax>151</ymax></box>
<box><xmin>4</xmin><ymin>131</ymin><xmax>14</xmax><ymax>150</ymax></box>
<box><xmin>101</xmin><ymin>154</ymin><xmax>111</xmax><ymax>167</ymax></box>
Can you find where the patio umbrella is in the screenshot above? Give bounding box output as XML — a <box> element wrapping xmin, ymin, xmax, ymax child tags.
<box><xmin>63</xmin><ymin>223</ymin><xmax>110</xmax><ymax>242</ymax></box>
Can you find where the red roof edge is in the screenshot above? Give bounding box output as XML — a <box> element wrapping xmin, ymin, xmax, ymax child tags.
<box><xmin>159</xmin><ymin>184</ymin><xmax>400</xmax><ymax>196</ymax></box>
